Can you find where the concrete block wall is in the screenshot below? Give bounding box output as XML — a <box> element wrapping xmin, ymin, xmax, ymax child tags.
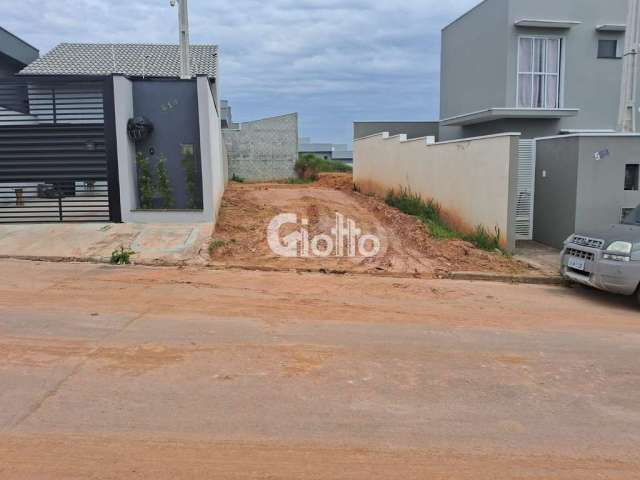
<box><xmin>223</xmin><ymin>113</ymin><xmax>298</xmax><ymax>181</ymax></box>
<box><xmin>354</xmin><ymin>132</ymin><xmax>520</xmax><ymax>251</ymax></box>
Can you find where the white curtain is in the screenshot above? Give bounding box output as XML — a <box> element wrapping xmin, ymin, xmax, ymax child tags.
<box><xmin>546</xmin><ymin>39</ymin><xmax>560</xmax><ymax>73</ymax></box>
<box><xmin>518</xmin><ymin>37</ymin><xmax>560</xmax><ymax>108</ymax></box>
<box><xmin>545</xmin><ymin>39</ymin><xmax>560</xmax><ymax>108</ymax></box>
<box><xmin>518</xmin><ymin>38</ymin><xmax>533</xmax><ymax>108</ymax></box>
<box><xmin>546</xmin><ymin>76</ymin><xmax>559</xmax><ymax>108</ymax></box>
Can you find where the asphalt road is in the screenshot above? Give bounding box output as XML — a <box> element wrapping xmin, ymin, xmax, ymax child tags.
<box><xmin>0</xmin><ymin>259</ymin><xmax>639</xmax><ymax>479</ymax></box>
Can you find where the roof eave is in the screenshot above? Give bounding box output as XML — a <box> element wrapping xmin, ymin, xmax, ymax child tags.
<box><xmin>514</xmin><ymin>19</ymin><xmax>582</xmax><ymax>29</ymax></box>
<box><xmin>440</xmin><ymin>108</ymin><xmax>580</xmax><ymax>126</ymax></box>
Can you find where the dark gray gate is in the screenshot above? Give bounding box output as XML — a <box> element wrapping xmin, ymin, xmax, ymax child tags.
<box><xmin>0</xmin><ymin>77</ymin><xmax>119</xmax><ymax>223</ymax></box>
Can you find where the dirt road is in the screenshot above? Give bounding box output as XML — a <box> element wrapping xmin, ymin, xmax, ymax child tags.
<box><xmin>209</xmin><ymin>174</ymin><xmax>531</xmax><ymax>277</ymax></box>
<box><xmin>0</xmin><ymin>259</ymin><xmax>639</xmax><ymax>479</ymax></box>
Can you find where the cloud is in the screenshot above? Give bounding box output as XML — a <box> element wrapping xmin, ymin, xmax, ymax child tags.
<box><xmin>1</xmin><ymin>0</ymin><xmax>478</xmax><ymax>144</ymax></box>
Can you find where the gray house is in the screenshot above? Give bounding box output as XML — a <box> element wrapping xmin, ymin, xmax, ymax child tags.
<box><xmin>439</xmin><ymin>0</ymin><xmax>628</xmax><ymax>141</ymax></box>
<box><xmin>534</xmin><ymin>133</ymin><xmax>640</xmax><ymax>248</ymax></box>
<box><xmin>298</xmin><ymin>138</ymin><xmax>353</xmax><ymax>163</ymax></box>
<box><xmin>435</xmin><ymin>0</ymin><xmax>640</xmax><ymax>248</ymax></box>
<box><xmin>0</xmin><ymin>42</ymin><xmax>226</xmax><ymax>225</ymax></box>
<box><xmin>354</xmin><ymin>121</ymin><xmax>439</xmax><ymax>142</ymax></box>
<box><xmin>0</xmin><ymin>27</ymin><xmax>38</xmax><ymax>78</ymax></box>
<box><xmin>298</xmin><ymin>138</ymin><xmax>334</xmax><ymax>160</ymax></box>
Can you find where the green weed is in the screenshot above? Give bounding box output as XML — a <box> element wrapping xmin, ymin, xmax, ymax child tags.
<box><xmin>384</xmin><ymin>189</ymin><xmax>503</xmax><ymax>252</ymax></box>
<box><xmin>111</xmin><ymin>246</ymin><xmax>135</xmax><ymax>265</ymax></box>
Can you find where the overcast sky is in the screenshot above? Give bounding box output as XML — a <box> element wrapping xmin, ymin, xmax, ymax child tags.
<box><xmin>2</xmin><ymin>0</ymin><xmax>478</xmax><ymax>146</ymax></box>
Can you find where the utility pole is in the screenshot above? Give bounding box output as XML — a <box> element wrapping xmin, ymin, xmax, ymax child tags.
<box><xmin>618</xmin><ymin>0</ymin><xmax>640</xmax><ymax>132</ymax></box>
<box><xmin>170</xmin><ymin>0</ymin><xmax>191</xmax><ymax>79</ymax></box>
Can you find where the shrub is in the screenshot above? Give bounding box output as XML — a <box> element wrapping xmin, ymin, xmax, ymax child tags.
<box><xmin>156</xmin><ymin>154</ymin><xmax>173</xmax><ymax>209</ymax></box>
<box><xmin>315</xmin><ymin>158</ymin><xmax>352</xmax><ymax>173</ymax></box>
<box><xmin>136</xmin><ymin>152</ymin><xmax>154</xmax><ymax>209</ymax></box>
<box><xmin>294</xmin><ymin>154</ymin><xmax>352</xmax><ymax>180</ymax></box>
<box><xmin>295</xmin><ymin>154</ymin><xmax>320</xmax><ymax>180</ymax></box>
<box><xmin>181</xmin><ymin>147</ymin><xmax>200</xmax><ymax>209</ymax></box>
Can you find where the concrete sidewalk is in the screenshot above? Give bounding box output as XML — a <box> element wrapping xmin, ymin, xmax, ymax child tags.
<box><xmin>0</xmin><ymin>223</ymin><xmax>212</xmax><ymax>265</ymax></box>
<box><xmin>514</xmin><ymin>240</ymin><xmax>561</xmax><ymax>277</ymax></box>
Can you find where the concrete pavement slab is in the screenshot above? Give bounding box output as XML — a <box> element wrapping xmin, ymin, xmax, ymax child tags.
<box><xmin>0</xmin><ymin>223</ymin><xmax>212</xmax><ymax>265</ymax></box>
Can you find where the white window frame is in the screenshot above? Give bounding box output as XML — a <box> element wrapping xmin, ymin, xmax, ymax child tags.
<box><xmin>516</xmin><ymin>35</ymin><xmax>564</xmax><ymax>109</ymax></box>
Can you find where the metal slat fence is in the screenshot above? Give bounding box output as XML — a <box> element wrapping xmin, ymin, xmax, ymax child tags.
<box><xmin>0</xmin><ymin>78</ymin><xmax>111</xmax><ymax>223</ymax></box>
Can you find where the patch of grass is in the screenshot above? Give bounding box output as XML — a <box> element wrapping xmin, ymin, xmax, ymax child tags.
<box><xmin>295</xmin><ymin>153</ymin><xmax>352</xmax><ymax>181</ymax></box>
<box><xmin>384</xmin><ymin>189</ymin><xmax>503</xmax><ymax>252</ymax></box>
<box><xmin>231</xmin><ymin>173</ymin><xmax>245</xmax><ymax>183</ymax></box>
<box><xmin>314</xmin><ymin>158</ymin><xmax>353</xmax><ymax>173</ymax></box>
<box><xmin>285</xmin><ymin>177</ymin><xmax>316</xmax><ymax>184</ymax></box>
<box><xmin>111</xmin><ymin>246</ymin><xmax>135</xmax><ymax>265</ymax></box>
<box><xmin>462</xmin><ymin>226</ymin><xmax>503</xmax><ymax>253</ymax></box>
<box><xmin>208</xmin><ymin>239</ymin><xmax>227</xmax><ymax>255</ymax></box>
<box><xmin>385</xmin><ymin>189</ymin><xmax>440</xmax><ymax>222</ymax></box>
<box><xmin>428</xmin><ymin>221</ymin><xmax>458</xmax><ymax>240</ymax></box>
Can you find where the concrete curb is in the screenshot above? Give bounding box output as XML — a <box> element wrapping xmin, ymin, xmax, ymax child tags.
<box><xmin>448</xmin><ymin>271</ymin><xmax>564</xmax><ymax>285</ymax></box>
<box><xmin>0</xmin><ymin>255</ymin><xmax>564</xmax><ymax>286</ymax></box>
<box><xmin>205</xmin><ymin>263</ymin><xmax>423</xmax><ymax>279</ymax></box>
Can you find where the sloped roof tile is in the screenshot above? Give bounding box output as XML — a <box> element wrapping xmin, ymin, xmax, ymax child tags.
<box><xmin>19</xmin><ymin>43</ymin><xmax>217</xmax><ymax>78</ymax></box>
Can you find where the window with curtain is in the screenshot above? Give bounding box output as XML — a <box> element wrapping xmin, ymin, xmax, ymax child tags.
<box><xmin>517</xmin><ymin>37</ymin><xmax>561</xmax><ymax>109</ymax></box>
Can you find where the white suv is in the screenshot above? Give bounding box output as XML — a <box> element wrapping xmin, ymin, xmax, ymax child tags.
<box><xmin>561</xmin><ymin>206</ymin><xmax>640</xmax><ymax>305</ymax></box>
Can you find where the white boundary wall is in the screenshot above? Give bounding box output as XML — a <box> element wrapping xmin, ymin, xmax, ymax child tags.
<box><xmin>196</xmin><ymin>76</ymin><xmax>226</xmax><ymax>226</ymax></box>
<box><xmin>353</xmin><ymin>132</ymin><xmax>520</xmax><ymax>251</ymax></box>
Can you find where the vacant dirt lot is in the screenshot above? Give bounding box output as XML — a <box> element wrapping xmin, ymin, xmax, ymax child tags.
<box><xmin>208</xmin><ymin>174</ymin><xmax>532</xmax><ymax>277</ymax></box>
<box><xmin>0</xmin><ymin>259</ymin><xmax>638</xmax><ymax>479</ymax></box>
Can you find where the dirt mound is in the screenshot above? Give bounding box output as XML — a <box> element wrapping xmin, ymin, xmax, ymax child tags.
<box><xmin>315</xmin><ymin>172</ymin><xmax>355</xmax><ymax>191</ymax></box>
<box><xmin>208</xmin><ymin>177</ymin><xmax>533</xmax><ymax>277</ymax></box>
<box><xmin>350</xmin><ymin>191</ymin><xmax>527</xmax><ymax>276</ymax></box>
